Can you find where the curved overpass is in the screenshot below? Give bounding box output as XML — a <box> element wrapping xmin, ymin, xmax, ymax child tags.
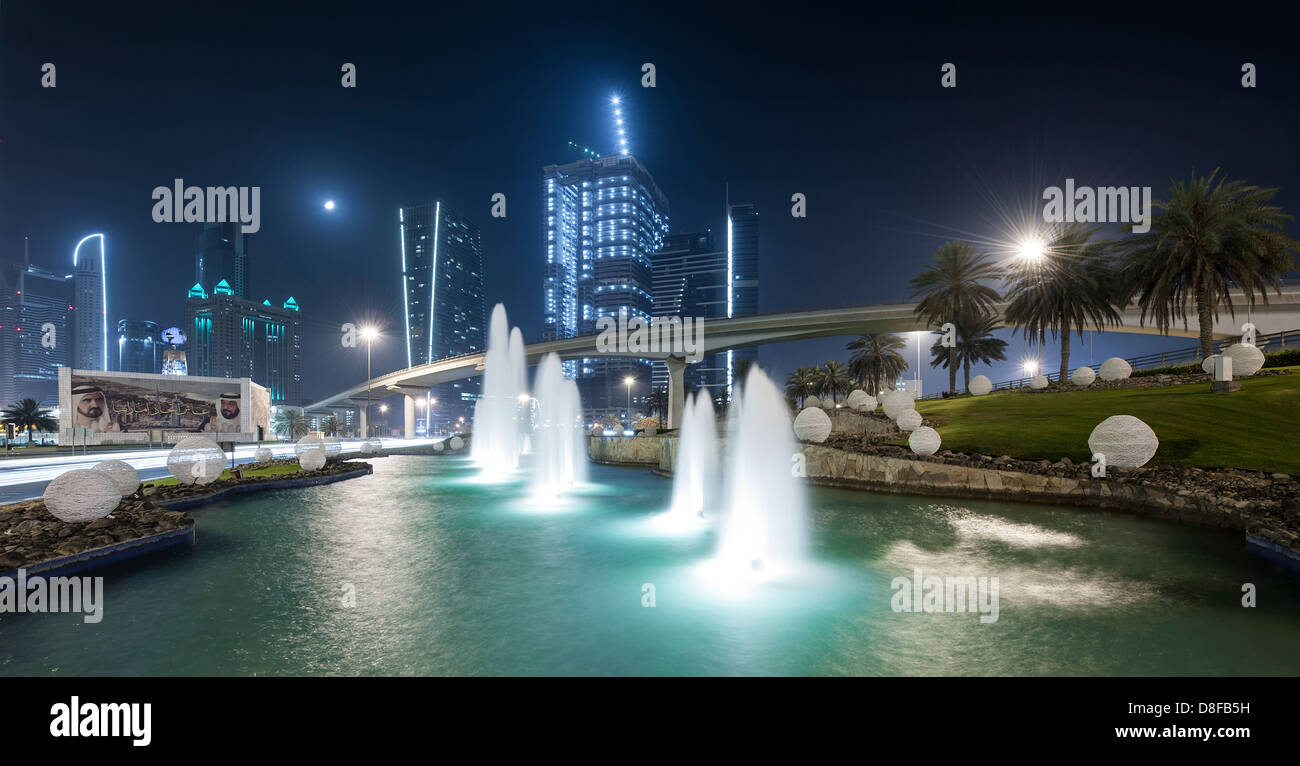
<box><xmin>306</xmin><ymin>285</ymin><xmax>1300</xmax><ymax>431</ymax></box>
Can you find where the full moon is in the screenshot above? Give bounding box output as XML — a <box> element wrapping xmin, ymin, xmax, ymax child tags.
<box><xmin>324</xmin><ymin>200</ymin><xmax>335</xmax><ymax>210</ymax></box>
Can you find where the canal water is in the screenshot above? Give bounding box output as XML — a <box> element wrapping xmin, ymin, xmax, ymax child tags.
<box><xmin>2</xmin><ymin>455</ymin><xmax>1297</xmax><ymax>676</ymax></box>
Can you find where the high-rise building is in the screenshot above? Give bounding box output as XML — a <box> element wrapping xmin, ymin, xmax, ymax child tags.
<box><xmin>185</xmin><ymin>283</ymin><xmax>302</xmax><ymax>406</ymax></box>
<box><xmin>398</xmin><ymin>201</ymin><xmax>486</xmax><ymax>427</ymax></box>
<box><xmin>650</xmin><ymin>230</ymin><xmax>728</xmax><ymax>399</ymax></box>
<box><xmin>543</xmin><ymin>154</ymin><xmax>668</xmax><ymax>410</ymax></box>
<box><xmin>116</xmin><ymin>318</ymin><xmax>162</xmax><ymax>374</ymax></box>
<box><xmin>726</xmin><ymin>203</ymin><xmax>760</xmax><ymax>392</ymax></box>
<box><xmin>195</xmin><ymin>223</ymin><xmax>250</xmax><ymax>299</ymax></box>
<box><xmin>0</xmin><ymin>243</ymin><xmax>74</xmax><ymax>406</ymax></box>
<box><xmin>73</xmin><ymin>233</ymin><xmax>107</xmax><ymax>372</ymax></box>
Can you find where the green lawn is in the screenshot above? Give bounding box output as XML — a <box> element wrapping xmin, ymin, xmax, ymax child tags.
<box><xmin>142</xmin><ymin>462</ymin><xmax>305</xmax><ymax>488</ymax></box>
<box><xmin>912</xmin><ymin>367</ymin><xmax>1300</xmax><ymax>474</ymax></box>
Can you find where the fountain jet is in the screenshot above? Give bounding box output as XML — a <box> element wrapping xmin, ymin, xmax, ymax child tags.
<box><xmin>529</xmin><ymin>353</ymin><xmax>587</xmax><ymax>500</ymax></box>
<box><xmin>470</xmin><ymin>304</ymin><xmax>526</xmax><ymax>479</ymax></box>
<box><xmin>713</xmin><ymin>366</ymin><xmax>808</xmax><ymax>579</ymax></box>
<box><xmin>662</xmin><ymin>391</ymin><xmax>718</xmax><ymax>528</ymax></box>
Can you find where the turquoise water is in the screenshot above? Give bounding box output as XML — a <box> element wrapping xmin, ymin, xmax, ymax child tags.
<box><xmin>2</xmin><ymin>455</ymin><xmax>1298</xmax><ymax>676</ymax></box>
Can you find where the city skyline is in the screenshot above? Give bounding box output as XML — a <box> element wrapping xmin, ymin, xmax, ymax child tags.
<box><xmin>2</xmin><ymin>7</ymin><xmax>1297</xmax><ymax>406</ymax></box>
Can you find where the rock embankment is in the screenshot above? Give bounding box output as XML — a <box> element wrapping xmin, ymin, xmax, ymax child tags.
<box><xmin>0</xmin><ymin>498</ymin><xmax>192</xmax><ymax>571</ymax></box>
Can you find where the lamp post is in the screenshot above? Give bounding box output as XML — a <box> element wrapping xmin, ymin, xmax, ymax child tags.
<box><xmin>624</xmin><ymin>376</ymin><xmax>635</xmax><ymax>429</ymax></box>
<box><xmin>361</xmin><ymin>327</ymin><xmax>378</xmax><ymax>436</ymax></box>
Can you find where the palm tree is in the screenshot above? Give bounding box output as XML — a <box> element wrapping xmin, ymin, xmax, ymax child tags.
<box><xmin>646</xmin><ymin>387</ymin><xmax>669</xmax><ymax>419</ymax></box>
<box><xmin>784</xmin><ymin>367</ymin><xmax>819</xmax><ymax>407</ymax></box>
<box><xmin>1</xmin><ymin>398</ymin><xmax>58</xmax><ymax>447</ymax></box>
<box><xmin>938</xmin><ymin>313</ymin><xmax>1008</xmax><ymax>391</ymax></box>
<box><xmin>909</xmin><ymin>241</ymin><xmax>1003</xmax><ymax>394</ymax></box>
<box><xmin>321</xmin><ymin>415</ymin><xmax>343</xmax><ymax>437</ymax></box>
<box><xmin>732</xmin><ymin>358</ymin><xmax>754</xmax><ymax>389</ymax></box>
<box><xmin>1004</xmin><ymin>224</ymin><xmax>1124</xmax><ymax>382</ymax></box>
<box><xmin>273</xmin><ymin>409</ymin><xmax>309</xmax><ymax>440</ymax></box>
<box><xmin>1118</xmin><ymin>169</ymin><xmax>1299</xmax><ymax>358</ymax></box>
<box><xmin>818</xmin><ymin>361</ymin><xmax>850</xmax><ymax>404</ymax></box>
<box><xmin>847</xmin><ymin>334</ymin><xmax>909</xmax><ymax>396</ymax></box>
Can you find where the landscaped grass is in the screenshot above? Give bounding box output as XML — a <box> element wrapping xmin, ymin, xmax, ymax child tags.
<box><xmin>142</xmin><ymin>462</ymin><xmax>305</xmax><ymax>488</ymax></box>
<box><xmin>911</xmin><ymin>366</ymin><xmax>1300</xmax><ymax>474</ymax></box>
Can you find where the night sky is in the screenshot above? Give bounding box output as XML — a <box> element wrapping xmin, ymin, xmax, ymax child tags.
<box><xmin>3</xmin><ymin>3</ymin><xmax>1297</xmax><ymax>405</ymax></box>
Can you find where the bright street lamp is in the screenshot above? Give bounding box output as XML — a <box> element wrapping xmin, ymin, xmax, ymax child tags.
<box><xmin>361</xmin><ymin>327</ymin><xmax>379</xmax><ymax>435</ymax></box>
<box><xmin>624</xmin><ymin>376</ymin><xmax>635</xmax><ymax>428</ymax></box>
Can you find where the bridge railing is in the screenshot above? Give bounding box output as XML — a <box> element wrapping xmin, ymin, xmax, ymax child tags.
<box><xmin>920</xmin><ymin>328</ymin><xmax>1299</xmax><ymax>398</ymax></box>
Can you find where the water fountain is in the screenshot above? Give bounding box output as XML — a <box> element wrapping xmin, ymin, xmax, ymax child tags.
<box><xmin>712</xmin><ymin>367</ymin><xmax>809</xmax><ymax>580</ymax></box>
<box><xmin>528</xmin><ymin>352</ymin><xmax>587</xmax><ymax>500</ymax></box>
<box><xmin>470</xmin><ymin>304</ymin><xmax>526</xmax><ymax>479</ymax></box>
<box><xmin>661</xmin><ymin>391</ymin><xmax>718</xmax><ymax>528</ymax></box>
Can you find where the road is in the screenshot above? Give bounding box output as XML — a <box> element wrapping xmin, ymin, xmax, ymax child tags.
<box><xmin>0</xmin><ymin>438</ymin><xmax>445</xmax><ymax>504</ymax></box>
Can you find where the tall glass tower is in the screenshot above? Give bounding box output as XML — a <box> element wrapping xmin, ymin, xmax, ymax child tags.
<box><xmin>542</xmin><ymin>154</ymin><xmax>668</xmax><ymax>410</ymax></box>
<box><xmin>398</xmin><ymin>201</ymin><xmax>485</xmax><ymax>428</ymax></box>
<box><xmin>73</xmin><ymin>233</ymin><xmax>107</xmax><ymax>372</ymax></box>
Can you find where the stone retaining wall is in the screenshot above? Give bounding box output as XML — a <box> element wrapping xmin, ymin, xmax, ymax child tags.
<box><xmin>588</xmin><ymin>436</ymin><xmax>1256</xmax><ymax>530</ymax></box>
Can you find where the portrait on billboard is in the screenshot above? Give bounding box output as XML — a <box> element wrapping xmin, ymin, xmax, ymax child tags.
<box><xmin>67</xmin><ymin>373</ymin><xmax>247</xmax><ymax>435</ymax></box>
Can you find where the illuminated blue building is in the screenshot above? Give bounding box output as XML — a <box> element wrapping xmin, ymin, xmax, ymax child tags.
<box><xmin>542</xmin><ymin>153</ymin><xmax>668</xmax><ymax>410</ymax></box>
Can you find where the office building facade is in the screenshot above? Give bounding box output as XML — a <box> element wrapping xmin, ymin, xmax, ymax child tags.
<box><xmin>0</xmin><ymin>250</ymin><xmax>74</xmax><ymax>406</ymax></box>
<box><xmin>185</xmin><ymin>283</ymin><xmax>302</xmax><ymax>406</ymax></box>
<box><xmin>398</xmin><ymin>201</ymin><xmax>486</xmax><ymax>427</ymax></box>
<box><xmin>542</xmin><ymin>154</ymin><xmax>668</xmax><ymax>411</ymax></box>
<box><xmin>195</xmin><ymin>223</ymin><xmax>251</xmax><ymax>300</ymax></box>
<box><xmin>116</xmin><ymin>318</ymin><xmax>162</xmax><ymax>374</ymax></box>
<box><xmin>650</xmin><ymin>231</ymin><xmax>728</xmax><ymax>399</ymax></box>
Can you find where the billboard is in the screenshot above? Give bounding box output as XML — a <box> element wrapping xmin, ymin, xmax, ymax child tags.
<box><xmin>58</xmin><ymin>368</ymin><xmax>270</xmax><ymax>444</ymax></box>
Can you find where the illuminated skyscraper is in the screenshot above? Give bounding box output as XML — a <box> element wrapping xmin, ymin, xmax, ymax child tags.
<box><xmin>542</xmin><ymin>153</ymin><xmax>668</xmax><ymax>409</ymax></box>
<box><xmin>116</xmin><ymin>318</ymin><xmax>162</xmax><ymax>374</ymax></box>
<box><xmin>195</xmin><ymin>222</ymin><xmax>250</xmax><ymax>299</ymax></box>
<box><xmin>398</xmin><ymin>201</ymin><xmax>485</xmax><ymax>427</ymax></box>
<box><xmin>185</xmin><ymin>285</ymin><xmax>302</xmax><ymax>406</ymax></box>
<box><xmin>0</xmin><ymin>240</ymin><xmax>74</xmax><ymax>405</ymax></box>
<box><xmin>726</xmin><ymin>202</ymin><xmax>759</xmax><ymax>393</ymax></box>
<box><xmin>72</xmin><ymin>233</ymin><xmax>107</xmax><ymax>371</ymax></box>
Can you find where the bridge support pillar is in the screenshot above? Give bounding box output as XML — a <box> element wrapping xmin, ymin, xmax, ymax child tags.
<box><xmin>404</xmin><ymin>395</ymin><xmax>416</xmax><ymax>440</ymax></box>
<box><xmin>358</xmin><ymin>407</ymin><xmax>367</xmax><ymax>438</ymax></box>
<box><xmin>666</xmin><ymin>355</ymin><xmax>686</xmax><ymax>430</ymax></box>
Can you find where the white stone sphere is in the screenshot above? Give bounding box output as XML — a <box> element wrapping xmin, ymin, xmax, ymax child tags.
<box><xmin>909</xmin><ymin>426</ymin><xmax>941</xmax><ymax>456</ymax></box>
<box><xmin>1223</xmin><ymin>344</ymin><xmax>1265</xmax><ymax>377</ymax></box>
<box><xmin>1071</xmin><ymin>366</ymin><xmax>1096</xmax><ymax>386</ymax></box>
<box><xmin>167</xmin><ymin>437</ymin><xmax>226</xmax><ymax>485</ymax></box>
<box><xmin>845</xmin><ymin>389</ymin><xmax>870</xmax><ymax>410</ymax></box>
<box><xmin>295</xmin><ymin>433</ymin><xmax>328</xmax><ymax>457</ymax></box>
<box><xmin>254</xmin><ymin>447</ymin><xmax>274</xmax><ymax>464</ymax></box>
<box><xmin>448</xmin><ymin>436</ymin><xmax>465</xmax><ymax>451</ymax></box>
<box><xmin>43</xmin><ymin>469</ymin><xmax>121</xmax><ymax>523</ymax></box>
<box><xmin>793</xmin><ymin>407</ymin><xmax>833</xmax><ymax>443</ymax></box>
<box><xmin>433</xmin><ymin>440</ymin><xmax>446</xmax><ymax>451</ymax></box>
<box><xmin>1087</xmin><ymin>415</ymin><xmax>1159</xmax><ymax>469</ymax></box>
<box><xmin>968</xmin><ymin>375</ymin><xmax>992</xmax><ymax>396</ymax></box>
<box><xmin>322</xmin><ymin>435</ymin><xmax>342</xmax><ymax>457</ymax></box>
<box><xmin>92</xmin><ymin>459</ymin><xmax>140</xmax><ymax>497</ymax></box>
<box><xmin>299</xmin><ymin>448</ymin><xmax>326</xmax><ymax>471</ymax></box>
<box><xmin>882</xmin><ymin>391</ymin><xmax>915</xmax><ymax>419</ymax></box>
<box><xmin>1201</xmin><ymin>355</ymin><xmax>1219</xmax><ymax>374</ymax></box>
<box><xmin>1099</xmin><ymin>357</ymin><xmax>1132</xmax><ymax>381</ymax></box>
<box><xmin>1029</xmin><ymin>375</ymin><xmax>1049</xmax><ymax>390</ymax></box>
<box><xmin>360</xmin><ymin>437</ymin><xmax>382</xmax><ymax>454</ymax></box>
<box><xmin>896</xmin><ymin>408</ymin><xmax>923</xmax><ymax>431</ymax></box>
<box><xmin>803</xmin><ymin>395</ymin><xmax>821</xmax><ymax>409</ymax></box>
<box><xmin>590</xmin><ymin>425</ymin><xmax>604</xmax><ymax>437</ymax></box>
